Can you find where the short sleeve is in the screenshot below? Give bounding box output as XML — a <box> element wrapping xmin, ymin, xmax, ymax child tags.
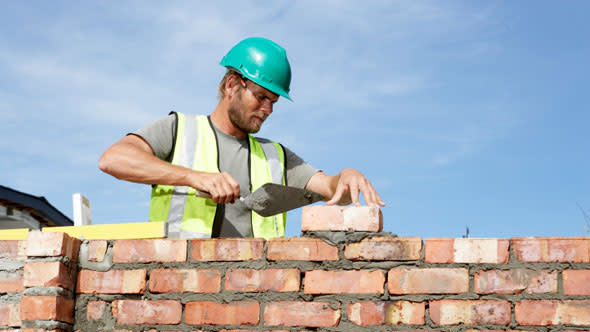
<box><xmin>283</xmin><ymin>145</ymin><xmax>319</xmax><ymax>189</ymax></box>
<box><xmin>131</xmin><ymin>114</ymin><xmax>177</xmax><ymax>161</ymax></box>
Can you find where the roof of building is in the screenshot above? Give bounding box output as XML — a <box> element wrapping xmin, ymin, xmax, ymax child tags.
<box><xmin>0</xmin><ymin>185</ymin><xmax>73</xmax><ymax>227</ymax></box>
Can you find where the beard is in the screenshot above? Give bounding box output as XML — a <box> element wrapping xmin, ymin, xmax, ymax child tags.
<box><xmin>228</xmin><ymin>91</ymin><xmax>264</xmax><ymax>134</ymax></box>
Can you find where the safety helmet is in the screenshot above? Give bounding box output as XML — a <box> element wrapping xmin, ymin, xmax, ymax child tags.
<box><xmin>220</xmin><ymin>37</ymin><xmax>292</xmax><ymax>101</ymax></box>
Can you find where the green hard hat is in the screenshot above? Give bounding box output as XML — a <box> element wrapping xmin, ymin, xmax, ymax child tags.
<box><xmin>220</xmin><ymin>37</ymin><xmax>292</xmax><ymax>101</ymax></box>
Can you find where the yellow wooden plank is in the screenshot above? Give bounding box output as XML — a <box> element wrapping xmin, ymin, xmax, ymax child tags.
<box><xmin>0</xmin><ymin>228</ymin><xmax>29</xmax><ymax>240</ymax></box>
<box><xmin>42</xmin><ymin>222</ymin><xmax>166</xmax><ymax>240</ymax></box>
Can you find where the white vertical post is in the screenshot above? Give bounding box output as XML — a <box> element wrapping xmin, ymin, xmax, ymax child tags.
<box><xmin>73</xmin><ymin>193</ymin><xmax>92</xmax><ymax>226</ymax></box>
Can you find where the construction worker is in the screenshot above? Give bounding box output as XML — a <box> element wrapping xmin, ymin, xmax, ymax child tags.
<box><xmin>99</xmin><ymin>37</ymin><xmax>384</xmax><ymax>239</ymax></box>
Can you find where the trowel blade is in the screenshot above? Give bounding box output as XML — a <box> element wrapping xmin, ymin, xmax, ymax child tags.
<box><xmin>242</xmin><ymin>183</ymin><xmax>324</xmax><ymax>217</ymax></box>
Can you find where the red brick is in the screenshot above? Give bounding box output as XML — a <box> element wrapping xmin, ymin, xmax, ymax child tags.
<box><xmin>425</xmin><ymin>238</ymin><xmax>509</xmax><ymax>263</ymax></box>
<box><xmin>0</xmin><ymin>270</ymin><xmax>24</xmax><ymax>293</ymax></box>
<box><xmin>267</xmin><ymin>238</ymin><xmax>338</xmax><ymax>261</ymax></box>
<box><xmin>0</xmin><ymin>241</ymin><xmax>25</xmax><ymax>259</ymax></box>
<box><xmin>25</xmin><ymin>232</ymin><xmax>80</xmax><ymax>261</ymax></box>
<box><xmin>219</xmin><ymin>330</ymin><xmax>288</xmax><ymax>332</ymax></box>
<box><xmin>388</xmin><ymin>268</ymin><xmax>468</xmax><ymax>294</ymax></box>
<box><xmin>86</xmin><ymin>300</ymin><xmax>106</xmax><ymax>320</ymax></box>
<box><xmin>513</xmin><ymin>237</ymin><xmax>590</xmax><ymax>262</ymax></box>
<box><xmin>20</xmin><ymin>296</ymin><xmax>74</xmax><ymax>324</ymax></box>
<box><xmin>111</xmin><ymin>300</ymin><xmax>182</xmax><ymax>324</ymax></box>
<box><xmin>515</xmin><ymin>300</ymin><xmax>590</xmax><ymax>325</ymax></box>
<box><xmin>347</xmin><ymin>301</ymin><xmax>425</xmax><ymax>326</ymax></box>
<box><xmin>347</xmin><ymin>302</ymin><xmax>385</xmax><ymax>325</ymax></box>
<box><xmin>385</xmin><ymin>301</ymin><xmax>425</xmax><ymax>325</ymax></box>
<box><xmin>344</xmin><ymin>236</ymin><xmax>421</xmax><ymax>261</ymax></box>
<box><xmin>564</xmin><ymin>270</ymin><xmax>590</xmax><ymax>295</ymax></box>
<box><xmin>304</xmin><ymin>270</ymin><xmax>384</xmax><ymax>294</ymax></box>
<box><xmin>149</xmin><ymin>269</ymin><xmax>220</xmax><ymax>293</ymax></box>
<box><xmin>190</xmin><ymin>238</ymin><xmax>264</xmax><ymax>261</ymax></box>
<box><xmin>113</xmin><ymin>239</ymin><xmax>186</xmax><ymax>263</ymax></box>
<box><xmin>429</xmin><ymin>300</ymin><xmax>510</xmax><ymax>325</ymax></box>
<box><xmin>424</xmin><ymin>238</ymin><xmax>453</xmax><ymax>263</ymax></box>
<box><xmin>0</xmin><ymin>302</ymin><xmax>20</xmax><ymax>326</ymax></box>
<box><xmin>77</xmin><ymin>269</ymin><xmax>146</xmax><ymax>294</ymax></box>
<box><xmin>24</xmin><ymin>261</ymin><xmax>72</xmax><ymax>290</ymax></box>
<box><xmin>466</xmin><ymin>330</ymin><xmax>530</xmax><ymax>332</ymax></box>
<box><xmin>87</xmin><ymin>240</ymin><xmax>108</xmax><ymax>262</ymax></box>
<box><xmin>475</xmin><ymin>269</ymin><xmax>557</xmax><ymax>294</ymax></box>
<box><xmin>515</xmin><ymin>300</ymin><xmax>557</xmax><ymax>325</ymax></box>
<box><xmin>225</xmin><ymin>269</ymin><xmax>300</xmax><ymax>292</ymax></box>
<box><xmin>263</xmin><ymin>301</ymin><xmax>340</xmax><ymax>327</ymax></box>
<box><xmin>301</xmin><ymin>206</ymin><xmax>383</xmax><ymax>232</ymax></box>
<box><xmin>185</xmin><ymin>301</ymin><xmax>259</xmax><ymax>325</ymax></box>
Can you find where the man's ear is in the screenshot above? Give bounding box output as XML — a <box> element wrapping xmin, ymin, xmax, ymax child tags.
<box><xmin>225</xmin><ymin>74</ymin><xmax>241</xmax><ymax>99</ymax></box>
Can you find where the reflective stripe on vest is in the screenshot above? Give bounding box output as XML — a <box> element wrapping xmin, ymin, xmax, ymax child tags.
<box><xmin>249</xmin><ymin>136</ymin><xmax>286</xmax><ymax>238</ymax></box>
<box><xmin>149</xmin><ymin>113</ymin><xmax>286</xmax><ymax>239</ymax></box>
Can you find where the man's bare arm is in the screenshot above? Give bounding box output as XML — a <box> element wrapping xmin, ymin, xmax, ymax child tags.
<box><xmin>98</xmin><ymin>135</ymin><xmax>240</xmax><ymax>204</ymax></box>
<box><xmin>305</xmin><ymin>168</ymin><xmax>385</xmax><ymax>207</ymax></box>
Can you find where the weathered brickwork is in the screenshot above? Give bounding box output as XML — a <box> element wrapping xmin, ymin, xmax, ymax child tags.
<box><xmin>2</xmin><ymin>208</ymin><xmax>590</xmax><ymax>331</ymax></box>
<box><xmin>0</xmin><ymin>232</ymin><xmax>80</xmax><ymax>331</ymax></box>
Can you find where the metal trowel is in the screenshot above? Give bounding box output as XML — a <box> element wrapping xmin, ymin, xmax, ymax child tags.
<box><xmin>194</xmin><ymin>183</ymin><xmax>324</xmax><ymax>216</ymax></box>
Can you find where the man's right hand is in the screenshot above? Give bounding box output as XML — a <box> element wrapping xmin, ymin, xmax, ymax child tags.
<box><xmin>188</xmin><ymin>171</ymin><xmax>240</xmax><ymax>204</ymax></box>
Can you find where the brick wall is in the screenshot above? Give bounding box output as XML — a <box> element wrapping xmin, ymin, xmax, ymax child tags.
<box><xmin>2</xmin><ymin>206</ymin><xmax>590</xmax><ymax>331</ymax></box>
<box><xmin>0</xmin><ymin>231</ymin><xmax>80</xmax><ymax>332</ymax></box>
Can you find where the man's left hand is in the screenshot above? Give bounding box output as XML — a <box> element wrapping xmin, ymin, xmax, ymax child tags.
<box><xmin>306</xmin><ymin>168</ymin><xmax>385</xmax><ymax>207</ymax></box>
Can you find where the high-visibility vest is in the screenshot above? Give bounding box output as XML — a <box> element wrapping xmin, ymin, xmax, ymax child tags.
<box><xmin>149</xmin><ymin>113</ymin><xmax>286</xmax><ymax>239</ymax></box>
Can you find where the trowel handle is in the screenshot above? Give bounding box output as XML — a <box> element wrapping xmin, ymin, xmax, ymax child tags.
<box><xmin>194</xmin><ymin>190</ymin><xmax>245</xmax><ymax>203</ymax></box>
<box><xmin>172</xmin><ymin>188</ymin><xmax>214</xmax><ymax>199</ymax></box>
<box><xmin>194</xmin><ymin>190</ymin><xmax>212</xmax><ymax>199</ymax></box>
<box><xmin>187</xmin><ymin>189</ymin><xmax>245</xmax><ymax>203</ymax></box>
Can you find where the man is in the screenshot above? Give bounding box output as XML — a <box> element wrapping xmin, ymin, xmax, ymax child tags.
<box><xmin>99</xmin><ymin>37</ymin><xmax>384</xmax><ymax>239</ymax></box>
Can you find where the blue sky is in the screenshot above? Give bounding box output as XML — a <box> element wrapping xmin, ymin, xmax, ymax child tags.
<box><xmin>1</xmin><ymin>1</ymin><xmax>589</xmax><ymax>238</ymax></box>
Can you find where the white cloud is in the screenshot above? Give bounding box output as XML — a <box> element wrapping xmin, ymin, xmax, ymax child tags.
<box><xmin>0</xmin><ymin>96</ymin><xmax>17</xmax><ymax>121</ymax></box>
<box><xmin>14</xmin><ymin>57</ymin><xmax>94</xmax><ymax>85</ymax></box>
<box><xmin>432</xmin><ymin>155</ymin><xmax>452</xmax><ymax>166</ymax></box>
<box><xmin>374</xmin><ymin>75</ymin><xmax>426</xmax><ymax>96</ymax></box>
<box><xmin>427</xmin><ymin>110</ymin><xmax>519</xmax><ymax>167</ymax></box>
<box><xmin>2</xmin><ymin>50</ymin><xmax>184</xmax><ymax>126</ymax></box>
<box><xmin>79</xmin><ymin>98</ymin><xmax>157</xmax><ymax>127</ymax></box>
<box><xmin>160</xmin><ymin>8</ymin><xmax>241</xmax><ymax>46</ymax></box>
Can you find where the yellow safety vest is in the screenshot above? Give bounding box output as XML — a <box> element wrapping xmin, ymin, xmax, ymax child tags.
<box><xmin>149</xmin><ymin>113</ymin><xmax>286</xmax><ymax>239</ymax></box>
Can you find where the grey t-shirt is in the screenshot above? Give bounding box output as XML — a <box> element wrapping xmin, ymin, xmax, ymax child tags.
<box><xmin>133</xmin><ymin>114</ymin><xmax>318</xmax><ymax>237</ymax></box>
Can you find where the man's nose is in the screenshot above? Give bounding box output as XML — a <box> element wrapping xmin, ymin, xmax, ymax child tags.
<box><xmin>260</xmin><ymin>101</ymin><xmax>273</xmax><ymax>115</ymax></box>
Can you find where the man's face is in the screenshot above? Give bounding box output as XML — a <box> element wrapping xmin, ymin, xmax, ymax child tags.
<box><xmin>228</xmin><ymin>77</ymin><xmax>279</xmax><ymax>134</ymax></box>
